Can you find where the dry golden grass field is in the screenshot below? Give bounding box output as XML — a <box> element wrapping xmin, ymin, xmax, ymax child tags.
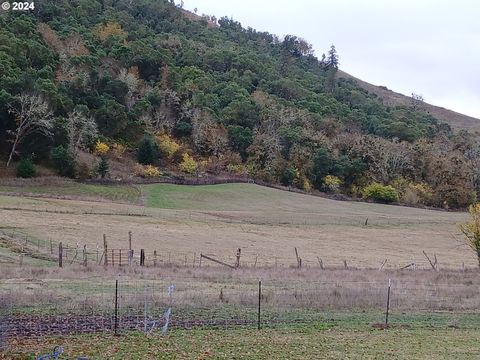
<box><xmin>0</xmin><ymin>182</ymin><xmax>473</xmax><ymax>269</ymax></box>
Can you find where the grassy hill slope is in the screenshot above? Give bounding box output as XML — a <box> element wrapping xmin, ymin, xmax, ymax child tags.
<box><xmin>338</xmin><ymin>70</ymin><xmax>480</xmax><ymax>133</ymax></box>
<box><xmin>0</xmin><ymin>183</ymin><xmax>472</xmax><ymax>268</ymax></box>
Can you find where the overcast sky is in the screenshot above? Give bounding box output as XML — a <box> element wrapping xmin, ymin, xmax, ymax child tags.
<box><xmin>184</xmin><ymin>0</ymin><xmax>480</xmax><ymax>119</ymax></box>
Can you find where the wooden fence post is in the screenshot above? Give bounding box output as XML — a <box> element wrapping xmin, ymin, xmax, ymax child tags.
<box><xmin>235</xmin><ymin>248</ymin><xmax>241</xmax><ymax>268</ymax></box>
<box><xmin>83</xmin><ymin>245</ymin><xmax>87</xmax><ymax>267</ymax></box>
<box><xmin>385</xmin><ymin>279</ymin><xmax>391</xmax><ymax>326</ymax></box>
<box><xmin>257</xmin><ymin>280</ymin><xmax>262</xmax><ymax>330</ymax></box>
<box><xmin>153</xmin><ymin>250</ymin><xmax>157</xmax><ymax>267</ymax></box>
<box><xmin>58</xmin><ymin>242</ymin><xmax>63</xmax><ymax>268</ymax></box>
<box><xmin>128</xmin><ymin>231</ymin><xmax>132</xmax><ymax>252</ymax></box>
<box><xmin>294</xmin><ymin>248</ymin><xmax>301</xmax><ymax>269</ymax></box>
<box><xmin>114</xmin><ymin>279</ymin><xmax>119</xmax><ymax>336</ymax></box>
<box><xmin>140</xmin><ymin>249</ymin><xmax>145</xmax><ymax>266</ymax></box>
<box><xmin>128</xmin><ymin>249</ymin><xmax>133</xmax><ymax>267</ymax></box>
<box><xmin>103</xmin><ymin>234</ymin><xmax>108</xmax><ymax>266</ymax></box>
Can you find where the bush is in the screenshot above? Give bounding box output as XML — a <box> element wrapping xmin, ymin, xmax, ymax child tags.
<box><xmin>323</xmin><ymin>175</ymin><xmax>342</xmax><ymax>193</ymax></box>
<box><xmin>156</xmin><ymin>133</ymin><xmax>180</xmax><ymax>159</ymax></box>
<box><xmin>137</xmin><ymin>135</ymin><xmax>158</xmax><ymax>165</ymax></box>
<box><xmin>362</xmin><ymin>183</ymin><xmax>399</xmax><ymax>203</ymax></box>
<box><xmin>77</xmin><ymin>162</ymin><xmax>91</xmax><ymax>180</ymax></box>
<box><xmin>16</xmin><ymin>158</ymin><xmax>36</xmax><ymax>178</ymax></box>
<box><xmin>280</xmin><ymin>166</ymin><xmax>298</xmax><ymax>186</ymax></box>
<box><xmin>94</xmin><ymin>140</ymin><xmax>110</xmax><ymax>155</ymax></box>
<box><xmin>111</xmin><ymin>143</ymin><xmax>126</xmax><ymax>160</ymax></box>
<box><xmin>302</xmin><ymin>179</ymin><xmax>312</xmax><ymax>192</ymax></box>
<box><xmin>143</xmin><ymin>165</ymin><xmax>161</xmax><ymax>177</ymax></box>
<box><xmin>51</xmin><ymin>146</ymin><xmax>76</xmax><ymax>178</ymax></box>
<box><xmin>459</xmin><ymin>203</ymin><xmax>480</xmax><ymax>267</ymax></box>
<box><xmin>179</xmin><ymin>153</ymin><xmax>197</xmax><ymax>174</ymax></box>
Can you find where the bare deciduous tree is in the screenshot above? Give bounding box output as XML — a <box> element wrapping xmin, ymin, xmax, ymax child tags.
<box><xmin>6</xmin><ymin>94</ymin><xmax>54</xmax><ymax>167</ymax></box>
<box><xmin>66</xmin><ymin>108</ymin><xmax>98</xmax><ymax>156</ymax></box>
<box><xmin>191</xmin><ymin>110</ymin><xmax>228</xmax><ymax>156</ymax></box>
<box><xmin>411</xmin><ymin>92</ymin><xmax>425</xmax><ymax>111</ymax></box>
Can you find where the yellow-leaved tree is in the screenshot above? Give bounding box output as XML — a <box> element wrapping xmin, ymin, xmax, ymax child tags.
<box><xmin>459</xmin><ymin>203</ymin><xmax>480</xmax><ymax>267</ymax></box>
<box><xmin>96</xmin><ymin>22</ymin><xmax>128</xmax><ymax>43</ymax></box>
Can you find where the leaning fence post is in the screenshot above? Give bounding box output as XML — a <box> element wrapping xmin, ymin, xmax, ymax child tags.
<box><xmin>385</xmin><ymin>278</ymin><xmax>391</xmax><ymax>326</ymax></box>
<box><xmin>58</xmin><ymin>242</ymin><xmax>63</xmax><ymax>268</ymax></box>
<box><xmin>258</xmin><ymin>280</ymin><xmax>262</xmax><ymax>330</ymax></box>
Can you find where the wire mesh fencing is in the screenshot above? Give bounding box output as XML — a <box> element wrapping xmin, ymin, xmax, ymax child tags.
<box><xmin>2</xmin><ymin>277</ymin><xmax>480</xmax><ymax>343</ymax></box>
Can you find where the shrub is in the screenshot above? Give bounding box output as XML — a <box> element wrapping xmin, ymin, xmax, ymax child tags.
<box><xmin>179</xmin><ymin>153</ymin><xmax>197</xmax><ymax>174</ymax></box>
<box><xmin>156</xmin><ymin>133</ymin><xmax>180</xmax><ymax>159</ymax></box>
<box><xmin>459</xmin><ymin>203</ymin><xmax>480</xmax><ymax>267</ymax></box>
<box><xmin>94</xmin><ymin>140</ymin><xmax>110</xmax><ymax>155</ymax></box>
<box><xmin>111</xmin><ymin>143</ymin><xmax>126</xmax><ymax>159</ymax></box>
<box><xmin>302</xmin><ymin>178</ymin><xmax>312</xmax><ymax>192</ymax></box>
<box><xmin>404</xmin><ymin>182</ymin><xmax>434</xmax><ymax>205</ymax></box>
<box><xmin>143</xmin><ymin>165</ymin><xmax>161</xmax><ymax>177</ymax></box>
<box><xmin>51</xmin><ymin>146</ymin><xmax>76</xmax><ymax>178</ymax></box>
<box><xmin>392</xmin><ymin>178</ymin><xmax>434</xmax><ymax>206</ymax></box>
<box><xmin>16</xmin><ymin>158</ymin><xmax>36</xmax><ymax>178</ymax></box>
<box><xmin>226</xmin><ymin>163</ymin><xmax>246</xmax><ymax>175</ymax></box>
<box><xmin>362</xmin><ymin>183</ymin><xmax>398</xmax><ymax>203</ymax></box>
<box><xmin>323</xmin><ymin>175</ymin><xmax>342</xmax><ymax>193</ymax></box>
<box><xmin>280</xmin><ymin>166</ymin><xmax>298</xmax><ymax>186</ymax></box>
<box><xmin>137</xmin><ymin>135</ymin><xmax>158</xmax><ymax>165</ymax></box>
<box><xmin>76</xmin><ymin>161</ymin><xmax>91</xmax><ymax>180</ymax></box>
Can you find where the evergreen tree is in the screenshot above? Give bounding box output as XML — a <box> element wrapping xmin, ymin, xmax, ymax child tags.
<box><xmin>327</xmin><ymin>44</ymin><xmax>339</xmax><ymax>70</ymax></box>
<box><xmin>137</xmin><ymin>135</ymin><xmax>158</xmax><ymax>165</ymax></box>
<box><xmin>96</xmin><ymin>156</ymin><xmax>109</xmax><ymax>178</ymax></box>
<box><xmin>51</xmin><ymin>146</ymin><xmax>76</xmax><ymax>178</ymax></box>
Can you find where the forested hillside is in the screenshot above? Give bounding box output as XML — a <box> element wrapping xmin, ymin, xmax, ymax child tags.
<box><xmin>1</xmin><ymin>0</ymin><xmax>479</xmax><ymax>208</ymax></box>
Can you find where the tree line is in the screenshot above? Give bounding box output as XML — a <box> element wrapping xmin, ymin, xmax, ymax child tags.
<box><xmin>0</xmin><ymin>0</ymin><xmax>478</xmax><ymax>208</ymax></box>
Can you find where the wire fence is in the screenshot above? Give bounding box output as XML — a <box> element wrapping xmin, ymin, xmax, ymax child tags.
<box><xmin>0</xmin><ymin>228</ymin><xmax>471</xmax><ymax>271</ymax></box>
<box><xmin>2</xmin><ymin>277</ymin><xmax>480</xmax><ymax>346</ymax></box>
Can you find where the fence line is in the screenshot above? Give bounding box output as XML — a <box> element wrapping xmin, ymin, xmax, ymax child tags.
<box><xmin>2</xmin><ymin>277</ymin><xmax>480</xmax><ymax>343</ymax></box>
<box><xmin>0</xmin><ymin>228</ymin><xmax>474</xmax><ymax>271</ymax></box>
